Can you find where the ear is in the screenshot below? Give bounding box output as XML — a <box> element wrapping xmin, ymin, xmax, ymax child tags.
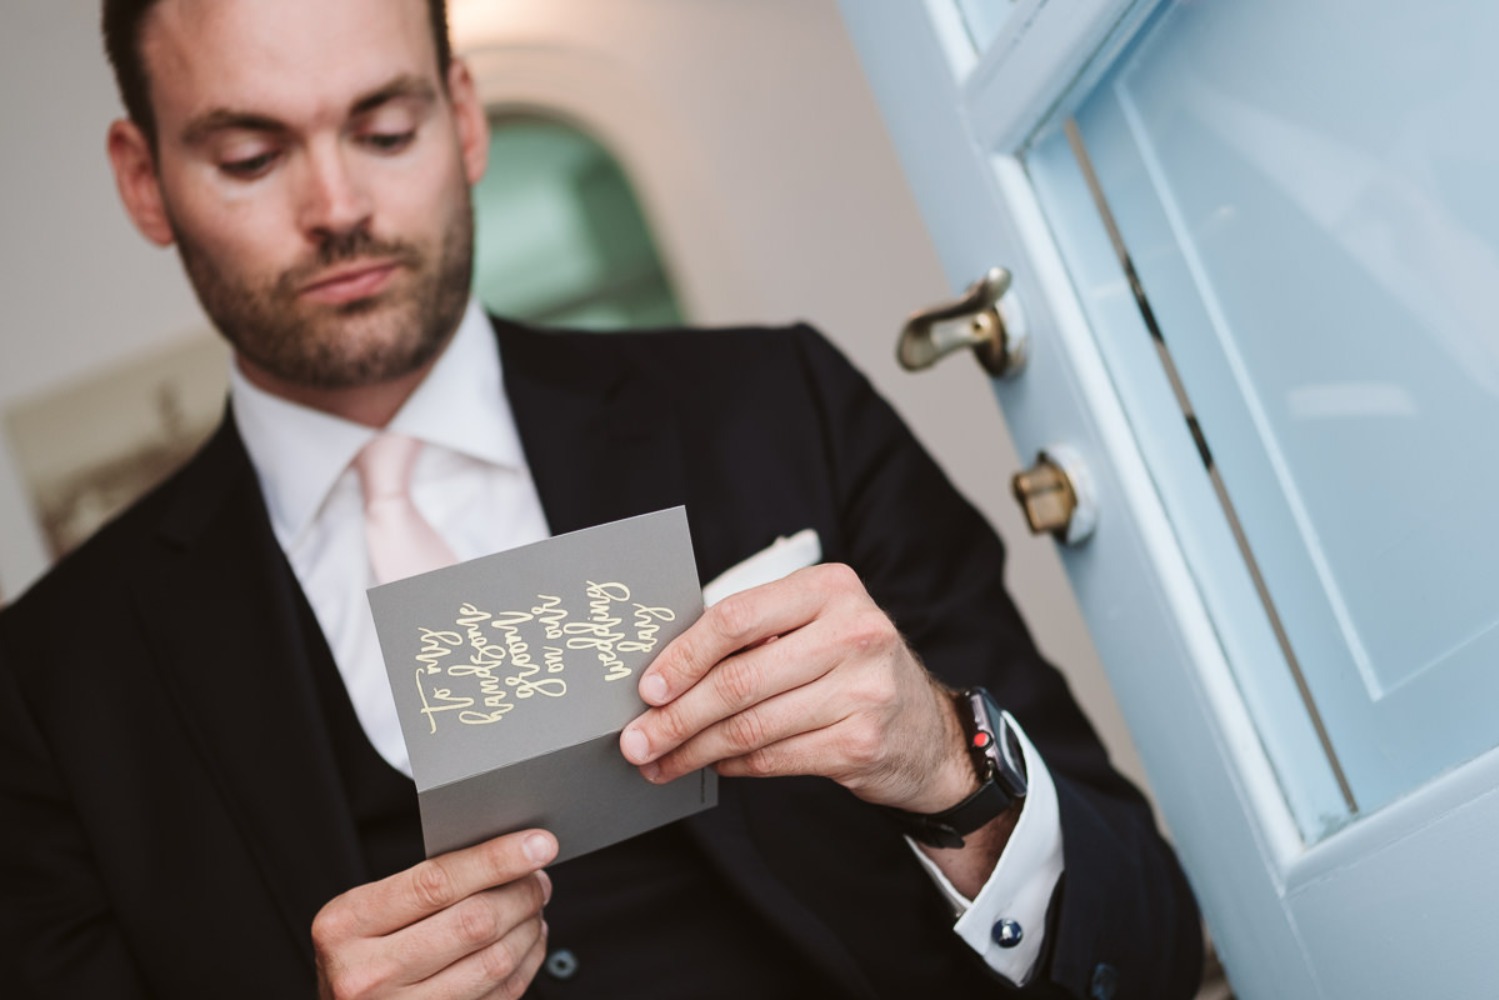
<box><xmin>446</xmin><ymin>59</ymin><xmax>490</xmax><ymax>186</ymax></box>
<box><xmin>107</xmin><ymin>119</ymin><xmax>175</xmax><ymax>247</ymax></box>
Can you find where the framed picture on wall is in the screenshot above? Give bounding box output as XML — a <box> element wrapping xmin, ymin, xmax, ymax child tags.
<box><xmin>3</xmin><ymin>333</ymin><xmax>228</xmax><ymax>567</ymax></box>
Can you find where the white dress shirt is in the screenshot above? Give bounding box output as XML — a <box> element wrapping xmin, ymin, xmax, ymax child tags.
<box><xmin>232</xmin><ymin>300</ymin><xmax>550</xmax><ymax>775</ymax></box>
<box><xmin>229</xmin><ymin>298</ymin><xmax>1063</xmax><ymax>984</ymax></box>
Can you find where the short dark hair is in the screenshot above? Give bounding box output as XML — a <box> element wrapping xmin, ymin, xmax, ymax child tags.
<box><xmin>101</xmin><ymin>0</ymin><xmax>453</xmax><ymax>146</ymax></box>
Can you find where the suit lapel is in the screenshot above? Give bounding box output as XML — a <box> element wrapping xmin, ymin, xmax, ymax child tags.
<box><xmin>494</xmin><ymin>318</ymin><xmax>687</xmax><ymax>537</ymax></box>
<box><xmin>135</xmin><ymin>419</ymin><xmax>362</xmax><ymax>965</ymax></box>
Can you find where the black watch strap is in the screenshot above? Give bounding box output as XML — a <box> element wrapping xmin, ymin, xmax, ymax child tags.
<box><xmin>894</xmin><ymin>780</ymin><xmax>1018</xmax><ymax>850</ymax></box>
<box><xmin>887</xmin><ymin>688</ymin><xmax>1027</xmax><ymax>849</ymax></box>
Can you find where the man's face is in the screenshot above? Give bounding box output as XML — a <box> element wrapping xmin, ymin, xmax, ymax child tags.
<box><xmin>125</xmin><ymin>0</ymin><xmax>484</xmax><ymax>390</ymax></box>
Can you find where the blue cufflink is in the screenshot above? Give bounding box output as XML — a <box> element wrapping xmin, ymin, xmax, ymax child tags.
<box><xmin>992</xmin><ymin>918</ymin><xmax>1023</xmax><ymax>948</ymax></box>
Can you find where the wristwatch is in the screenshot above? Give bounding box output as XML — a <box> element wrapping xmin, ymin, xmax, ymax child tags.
<box><xmin>890</xmin><ymin>687</ymin><xmax>1028</xmax><ymax>849</ymax></box>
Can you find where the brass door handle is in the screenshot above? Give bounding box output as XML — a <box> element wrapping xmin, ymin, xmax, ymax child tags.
<box><xmin>897</xmin><ymin>266</ymin><xmax>1028</xmax><ymax>377</ymax></box>
<box><xmin>1012</xmin><ymin>446</ymin><xmax>1098</xmax><ymax>546</ymax></box>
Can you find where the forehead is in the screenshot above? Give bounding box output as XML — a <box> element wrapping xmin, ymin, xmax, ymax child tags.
<box><xmin>141</xmin><ymin>0</ymin><xmax>440</xmax><ymax>131</ymax></box>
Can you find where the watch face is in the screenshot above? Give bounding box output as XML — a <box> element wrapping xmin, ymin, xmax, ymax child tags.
<box><xmin>998</xmin><ymin>719</ymin><xmax>1027</xmax><ymax>792</ymax></box>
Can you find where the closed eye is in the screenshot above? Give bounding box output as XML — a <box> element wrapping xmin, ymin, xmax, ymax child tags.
<box><xmin>363</xmin><ymin>131</ymin><xmax>416</xmax><ymax>153</ymax></box>
<box><xmin>219</xmin><ymin>150</ymin><xmax>280</xmax><ymax>179</ymax></box>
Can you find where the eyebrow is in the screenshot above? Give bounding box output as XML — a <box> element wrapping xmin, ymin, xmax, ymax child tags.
<box><xmin>180</xmin><ymin>74</ymin><xmax>441</xmax><ymax>147</ymax></box>
<box><xmin>350</xmin><ymin>74</ymin><xmax>438</xmax><ymax>117</ymax></box>
<box><xmin>180</xmin><ymin>110</ymin><xmax>286</xmax><ymax>147</ymax></box>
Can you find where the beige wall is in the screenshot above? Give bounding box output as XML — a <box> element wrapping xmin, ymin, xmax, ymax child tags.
<box><xmin>0</xmin><ymin>3</ymin><xmax>219</xmax><ymax>591</ymax></box>
<box><xmin>0</xmin><ymin>0</ymin><xmax>1147</xmax><ymax>795</ymax></box>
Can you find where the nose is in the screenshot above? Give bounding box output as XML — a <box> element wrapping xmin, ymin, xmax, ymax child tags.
<box><xmin>296</xmin><ymin>140</ymin><xmax>373</xmax><ymax>239</ymax></box>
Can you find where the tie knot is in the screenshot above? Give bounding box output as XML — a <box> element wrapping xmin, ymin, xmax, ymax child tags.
<box><xmin>354</xmin><ymin>433</ymin><xmax>424</xmax><ymax>504</ymax></box>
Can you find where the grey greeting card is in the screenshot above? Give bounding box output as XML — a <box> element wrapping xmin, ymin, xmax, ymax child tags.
<box><xmin>367</xmin><ymin>507</ymin><xmax>716</xmax><ymax>864</ymax></box>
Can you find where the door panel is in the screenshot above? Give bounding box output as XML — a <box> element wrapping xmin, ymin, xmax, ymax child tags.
<box><xmin>840</xmin><ymin>1</ymin><xmax>1499</xmax><ymax>996</ymax></box>
<box><xmin>1026</xmin><ymin>134</ymin><xmax>1350</xmax><ymax>838</ymax></box>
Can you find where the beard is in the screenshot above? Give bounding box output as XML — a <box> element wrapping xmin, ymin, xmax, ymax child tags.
<box><xmin>173</xmin><ymin>185</ymin><xmax>474</xmax><ymax>391</ymax></box>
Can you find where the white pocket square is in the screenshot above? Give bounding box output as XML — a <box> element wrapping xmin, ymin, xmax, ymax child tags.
<box><xmin>702</xmin><ymin>529</ymin><xmax>822</xmax><ymax>607</ymax></box>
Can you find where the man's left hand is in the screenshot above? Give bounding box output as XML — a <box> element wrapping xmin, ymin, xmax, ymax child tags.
<box><xmin>619</xmin><ymin>563</ymin><xmax>977</xmax><ymax>815</ymax></box>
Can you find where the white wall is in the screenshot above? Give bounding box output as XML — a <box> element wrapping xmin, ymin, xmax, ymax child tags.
<box><xmin>0</xmin><ymin>0</ymin><xmax>1148</xmax><ymax>796</ymax></box>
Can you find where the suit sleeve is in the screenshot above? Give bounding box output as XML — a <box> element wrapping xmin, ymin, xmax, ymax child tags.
<box><xmin>789</xmin><ymin>324</ymin><xmax>1203</xmax><ymax>1000</ymax></box>
<box><xmin>0</xmin><ymin>628</ymin><xmax>152</xmax><ymax>998</ymax></box>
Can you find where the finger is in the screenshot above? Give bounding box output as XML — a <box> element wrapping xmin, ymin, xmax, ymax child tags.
<box><xmin>382</xmin><ymin>872</ymin><xmax>552</xmax><ymax>985</ymax></box>
<box><xmin>639</xmin><ymin>564</ymin><xmax>862</xmax><ymax>706</ymax></box>
<box><xmin>714</xmin><ymin>720</ymin><xmax>878</xmax><ymax>788</ymax></box>
<box><xmin>622</xmin><ymin>619</ymin><xmax>837</xmax><ymax>766</ymax></box>
<box><xmin>344</xmin><ymin>829</ymin><xmax>557</xmax><ymax>937</ymax></box>
<box><xmin>483</xmin><ymin>918</ymin><xmax>549</xmax><ymax>1000</ymax></box>
<box><xmin>646</xmin><ymin>676</ymin><xmax>850</xmax><ymax>782</ymax></box>
<box><xmin>417</xmin><ymin>912</ymin><xmax>547</xmax><ymax>1000</ymax></box>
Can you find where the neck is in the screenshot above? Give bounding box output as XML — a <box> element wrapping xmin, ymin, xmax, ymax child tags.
<box><xmin>234</xmin><ymin>354</ymin><xmax>441</xmax><ymax>428</ymax></box>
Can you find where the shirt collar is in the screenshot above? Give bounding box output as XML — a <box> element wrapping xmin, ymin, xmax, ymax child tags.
<box><xmin>230</xmin><ymin>299</ymin><xmax>522</xmax><ymax>547</ymax></box>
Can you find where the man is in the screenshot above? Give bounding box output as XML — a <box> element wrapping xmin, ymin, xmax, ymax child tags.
<box><xmin>0</xmin><ymin>0</ymin><xmax>1202</xmax><ymax>996</ymax></box>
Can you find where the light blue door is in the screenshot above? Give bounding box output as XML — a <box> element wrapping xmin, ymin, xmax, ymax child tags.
<box><xmin>839</xmin><ymin>2</ymin><xmax>1499</xmax><ymax>996</ymax></box>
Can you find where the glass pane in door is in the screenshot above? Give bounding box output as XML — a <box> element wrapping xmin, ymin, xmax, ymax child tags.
<box><xmin>1028</xmin><ymin>0</ymin><xmax>1499</xmax><ymax>822</ymax></box>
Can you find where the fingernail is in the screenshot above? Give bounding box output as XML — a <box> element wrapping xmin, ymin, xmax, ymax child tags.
<box><xmin>524</xmin><ymin>832</ymin><xmax>556</xmax><ymax>866</ymax></box>
<box><xmin>641</xmin><ymin>673</ymin><xmax>669</xmax><ymax>704</ymax></box>
<box><xmin>536</xmin><ymin>869</ymin><xmax>553</xmax><ymax>904</ymax></box>
<box><xmin>641</xmin><ymin>761</ymin><xmax>662</xmax><ymax>783</ymax></box>
<box><xmin>621</xmin><ymin>726</ymin><xmax>651</xmax><ymax>764</ymax></box>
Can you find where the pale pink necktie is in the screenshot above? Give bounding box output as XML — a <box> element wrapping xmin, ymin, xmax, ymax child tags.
<box><xmin>354</xmin><ymin>433</ymin><xmax>458</xmax><ymax>583</ymax></box>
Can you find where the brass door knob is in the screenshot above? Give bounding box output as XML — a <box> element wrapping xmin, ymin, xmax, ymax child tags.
<box><xmin>1012</xmin><ymin>446</ymin><xmax>1098</xmax><ymax>546</ymax></box>
<box><xmin>897</xmin><ymin>266</ymin><xmax>1028</xmax><ymax>378</ymax></box>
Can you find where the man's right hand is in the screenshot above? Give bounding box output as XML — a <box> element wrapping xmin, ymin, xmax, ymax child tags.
<box><xmin>312</xmin><ymin>829</ymin><xmax>558</xmax><ymax>999</ymax></box>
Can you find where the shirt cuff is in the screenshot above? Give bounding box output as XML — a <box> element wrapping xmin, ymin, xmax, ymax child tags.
<box><xmin>906</xmin><ymin>712</ymin><xmax>1063</xmax><ymax>986</ymax></box>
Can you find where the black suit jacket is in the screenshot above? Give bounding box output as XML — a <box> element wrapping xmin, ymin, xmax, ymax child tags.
<box><xmin>0</xmin><ymin>319</ymin><xmax>1201</xmax><ymax>998</ymax></box>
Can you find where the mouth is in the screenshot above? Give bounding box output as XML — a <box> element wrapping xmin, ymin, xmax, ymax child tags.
<box><xmin>298</xmin><ymin>260</ymin><xmax>403</xmax><ymax>305</ymax></box>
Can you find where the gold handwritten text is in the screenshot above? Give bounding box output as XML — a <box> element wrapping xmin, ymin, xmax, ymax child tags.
<box><xmin>532</xmin><ymin>595</ymin><xmax>568</xmax><ymax>639</ymax></box>
<box><xmin>416</xmin><ymin>628</ymin><xmax>462</xmax><ymax>675</ymax></box>
<box><xmin>492</xmin><ymin>610</ymin><xmax>567</xmax><ymax>699</ymax></box>
<box><xmin>415</xmin><ymin>673</ymin><xmax>511</xmax><ymax>732</ymax></box>
<box><xmin>563</xmin><ymin>581</ymin><xmax>632</xmax><ymax>681</ymax></box>
<box><xmin>619</xmin><ymin>604</ymin><xmax>676</xmax><ymax>654</ymax></box>
<box><xmin>446</xmin><ymin>604</ymin><xmax>512</xmax><ymax>710</ymax></box>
